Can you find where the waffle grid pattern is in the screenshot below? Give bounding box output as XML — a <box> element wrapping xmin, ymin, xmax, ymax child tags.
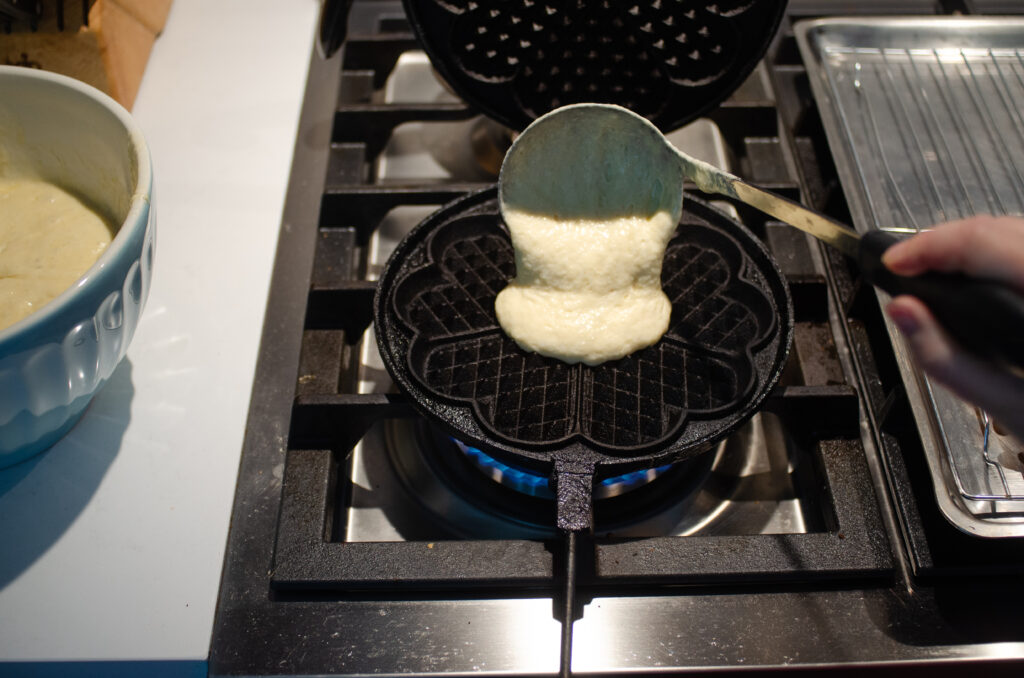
<box><xmin>393</xmin><ymin>203</ymin><xmax>775</xmax><ymax>453</ymax></box>
<box><xmin>408</xmin><ymin>0</ymin><xmax>785</xmax><ymax>129</ymax></box>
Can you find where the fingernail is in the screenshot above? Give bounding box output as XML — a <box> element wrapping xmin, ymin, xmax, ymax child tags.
<box><xmin>887</xmin><ymin>303</ymin><xmax>920</xmax><ymax>336</ymax></box>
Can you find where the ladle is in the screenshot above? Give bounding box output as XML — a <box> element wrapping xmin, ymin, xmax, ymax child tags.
<box><xmin>499</xmin><ymin>103</ymin><xmax>1024</xmax><ymax>371</ymax></box>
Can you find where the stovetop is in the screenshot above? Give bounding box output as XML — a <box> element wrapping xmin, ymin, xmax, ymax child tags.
<box><xmin>210</xmin><ymin>1</ymin><xmax>1024</xmax><ymax>675</ymax></box>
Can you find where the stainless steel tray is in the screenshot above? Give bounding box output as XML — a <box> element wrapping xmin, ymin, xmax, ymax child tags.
<box><xmin>796</xmin><ymin>17</ymin><xmax>1024</xmax><ymax>538</ymax></box>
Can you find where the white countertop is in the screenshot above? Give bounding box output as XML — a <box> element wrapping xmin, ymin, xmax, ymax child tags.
<box><xmin>0</xmin><ymin>0</ymin><xmax>320</xmax><ymax>672</ymax></box>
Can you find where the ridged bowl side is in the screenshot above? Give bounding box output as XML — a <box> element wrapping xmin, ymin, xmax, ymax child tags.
<box><xmin>0</xmin><ymin>202</ymin><xmax>154</xmax><ymax>465</ymax></box>
<box><xmin>0</xmin><ymin>66</ymin><xmax>154</xmax><ymax>467</ymax></box>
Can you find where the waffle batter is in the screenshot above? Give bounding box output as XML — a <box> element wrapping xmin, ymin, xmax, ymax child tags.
<box><xmin>494</xmin><ymin>208</ymin><xmax>677</xmax><ymax>365</ymax></box>
<box><xmin>0</xmin><ymin>177</ymin><xmax>115</xmax><ymax>331</ymax></box>
<box><xmin>495</xmin><ymin>104</ymin><xmax>686</xmax><ymax>366</ymax></box>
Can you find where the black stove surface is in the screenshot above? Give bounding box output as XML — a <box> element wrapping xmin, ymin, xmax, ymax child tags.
<box><xmin>211</xmin><ymin>1</ymin><xmax>1024</xmax><ymax>675</ymax></box>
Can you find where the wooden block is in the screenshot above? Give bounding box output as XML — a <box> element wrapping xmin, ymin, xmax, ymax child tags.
<box><xmin>89</xmin><ymin>0</ymin><xmax>159</xmax><ymax>108</ymax></box>
<box><xmin>110</xmin><ymin>0</ymin><xmax>175</xmax><ymax>34</ymax></box>
<box><xmin>0</xmin><ymin>0</ymin><xmax>173</xmax><ymax>110</ymax></box>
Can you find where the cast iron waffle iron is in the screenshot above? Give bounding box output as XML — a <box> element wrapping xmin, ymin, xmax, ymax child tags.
<box><xmin>401</xmin><ymin>0</ymin><xmax>788</xmax><ymax>131</ymax></box>
<box><xmin>374</xmin><ymin>188</ymin><xmax>793</xmax><ymax>676</ymax></box>
<box><xmin>376</xmin><ymin>190</ymin><xmax>791</xmax><ymax>475</ymax></box>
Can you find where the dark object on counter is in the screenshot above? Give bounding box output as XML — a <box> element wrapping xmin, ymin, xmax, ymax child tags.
<box><xmin>0</xmin><ymin>0</ymin><xmax>41</xmax><ymax>24</ymax></box>
<box><xmin>317</xmin><ymin>0</ymin><xmax>353</xmax><ymax>59</ymax></box>
<box><xmin>400</xmin><ymin>0</ymin><xmax>788</xmax><ymax>131</ymax></box>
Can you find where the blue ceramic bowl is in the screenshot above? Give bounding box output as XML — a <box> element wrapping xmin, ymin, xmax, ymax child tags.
<box><xmin>0</xmin><ymin>66</ymin><xmax>155</xmax><ymax>467</ymax></box>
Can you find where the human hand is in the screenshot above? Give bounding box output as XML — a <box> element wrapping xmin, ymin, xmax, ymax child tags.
<box><xmin>882</xmin><ymin>215</ymin><xmax>1024</xmax><ymax>441</ymax></box>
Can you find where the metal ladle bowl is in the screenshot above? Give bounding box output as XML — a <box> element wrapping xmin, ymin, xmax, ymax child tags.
<box><xmin>498</xmin><ymin>104</ymin><xmax>686</xmax><ymax>226</ymax></box>
<box><xmin>499</xmin><ymin>103</ymin><xmax>856</xmax><ymax>256</ymax></box>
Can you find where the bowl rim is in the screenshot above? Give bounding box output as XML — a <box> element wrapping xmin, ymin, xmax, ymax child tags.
<box><xmin>0</xmin><ymin>65</ymin><xmax>153</xmax><ymax>349</ymax></box>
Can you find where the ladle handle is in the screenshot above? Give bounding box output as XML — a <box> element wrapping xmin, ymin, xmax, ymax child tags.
<box><xmin>859</xmin><ymin>230</ymin><xmax>1024</xmax><ymax>371</ymax></box>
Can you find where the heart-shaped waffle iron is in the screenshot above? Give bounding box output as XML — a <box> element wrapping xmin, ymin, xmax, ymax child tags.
<box><xmin>374</xmin><ymin>189</ymin><xmax>792</xmax><ymax>477</ymax></box>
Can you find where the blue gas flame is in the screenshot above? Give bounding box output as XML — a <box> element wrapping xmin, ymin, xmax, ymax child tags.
<box><xmin>452</xmin><ymin>438</ymin><xmax>671</xmax><ymax>497</ymax></box>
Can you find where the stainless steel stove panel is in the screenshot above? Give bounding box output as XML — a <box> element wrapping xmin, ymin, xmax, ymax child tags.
<box><xmin>209</xmin><ymin>5</ymin><xmax>1024</xmax><ymax>676</ymax></box>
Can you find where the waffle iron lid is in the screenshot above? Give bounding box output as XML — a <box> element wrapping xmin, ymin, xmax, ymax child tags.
<box><xmin>401</xmin><ymin>0</ymin><xmax>788</xmax><ymax>131</ymax></box>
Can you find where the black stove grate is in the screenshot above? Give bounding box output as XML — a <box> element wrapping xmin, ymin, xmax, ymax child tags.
<box><xmin>269</xmin><ymin>0</ymin><xmax>892</xmax><ymax>590</ymax></box>
<box><xmin>211</xmin><ymin>1</ymin><xmax>1024</xmax><ymax>676</ymax></box>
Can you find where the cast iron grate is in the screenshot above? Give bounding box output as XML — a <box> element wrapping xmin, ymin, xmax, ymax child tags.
<box><xmin>209</xmin><ymin>5</ymin><xmax>941</xmax><ymax>675</ymax></box>
<box><xmin>210</xmin><ymin>4</ymin><xmax>1024</xmax><ymax>676</ymax></box>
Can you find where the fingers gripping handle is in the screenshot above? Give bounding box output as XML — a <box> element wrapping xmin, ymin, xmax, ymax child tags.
<box><xmin>858</xmin><ymin>230</ymin><xmax>1024</xmax><ymax>371</ymax></box>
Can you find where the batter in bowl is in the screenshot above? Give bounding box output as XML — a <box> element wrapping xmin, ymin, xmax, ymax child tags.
<box><xmin>0</xmin><ymin>177</ymin><xmax>116</xmax><ymax>331</ymax></box>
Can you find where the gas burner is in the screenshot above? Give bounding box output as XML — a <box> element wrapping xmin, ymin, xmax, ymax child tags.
<box><xmin>355</xmin><ymin>412</ymin><xmax>814</xmax><ymax>541</ymax></box>
<box><xmin>389</xmin><ymin>419</ymin><xmax>720</xmax><ymax>537</ymax></box>
<box><xmin>452</xmin><ymin>438</ymin><xmax>674</xmax><ymax>499</ymax></box>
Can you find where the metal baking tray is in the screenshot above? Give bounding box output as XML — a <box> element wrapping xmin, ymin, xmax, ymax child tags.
<box><xmin>796</xmin><ymin>17</ymin><xmax>1024</xmax><ymax>538</ymax></box>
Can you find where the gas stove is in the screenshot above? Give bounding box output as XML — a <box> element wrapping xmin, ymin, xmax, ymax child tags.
<box><xmin>210</xmin><ymin>1</ymin><xmax>1024</xmax><ymax>675</ymax></box>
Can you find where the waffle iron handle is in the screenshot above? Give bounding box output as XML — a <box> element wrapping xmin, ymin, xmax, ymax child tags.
<box><xmin>859</xmin><ymin>230</ymin><xmax>1024</xmax><ymax>371</ymax></box>
<box><xmin>553</xmin><ymin>460</ymin><xmax>596</xmax><ymax>678</ymax></box>
<box><xmin>559</xmin><ymin>531</ymin><xmax>581</xmax><ymax>678</ymax></box>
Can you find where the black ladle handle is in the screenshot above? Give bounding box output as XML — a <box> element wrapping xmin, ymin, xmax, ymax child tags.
<box><xmin>858</xmin><ymin>230</ymin><xmax>1024</xmax><ymax>371</ymax></box>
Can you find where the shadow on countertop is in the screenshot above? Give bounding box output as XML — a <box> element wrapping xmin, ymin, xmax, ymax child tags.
<box><xmin>0</xmin><ymin>359</ymin><xmax>134</xmax><ymax>590</ymax></box>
